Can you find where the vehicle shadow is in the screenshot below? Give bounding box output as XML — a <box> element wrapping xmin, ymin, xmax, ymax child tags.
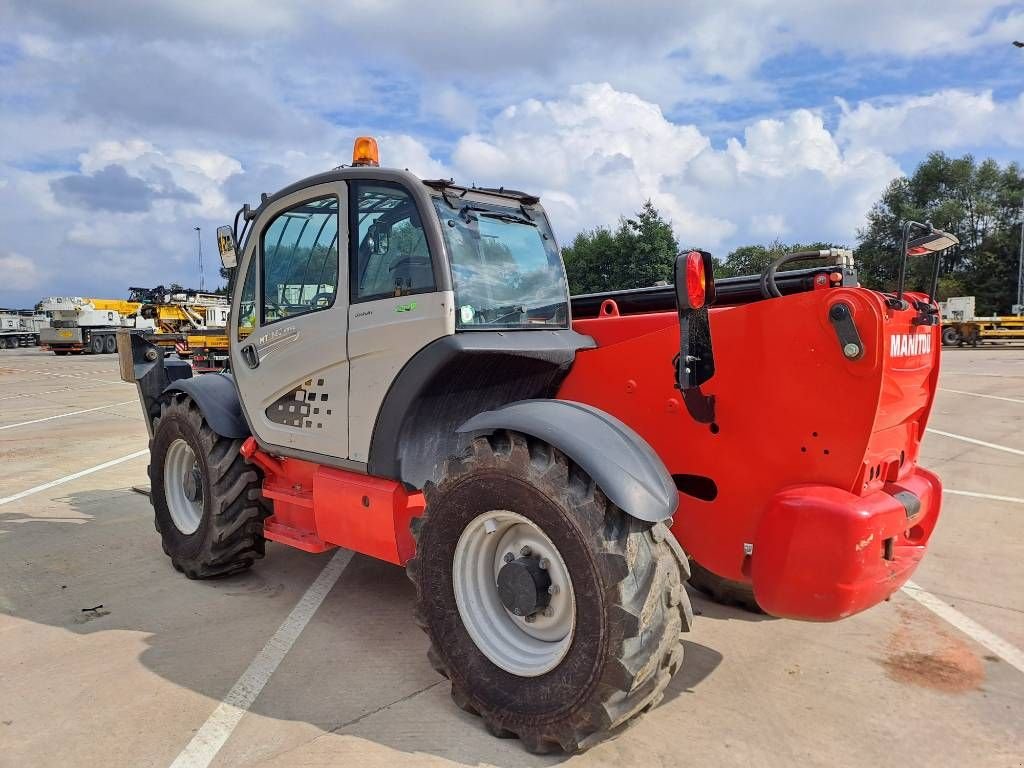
<box><xmin>1</xmin><ymin>486</ymin><xmax>724</xmax><ymax>767</ymax></box>
<box><xmin>687</xmin><ymin>590</ymin><xmax>778</xmax><ymax>623</ymax></box>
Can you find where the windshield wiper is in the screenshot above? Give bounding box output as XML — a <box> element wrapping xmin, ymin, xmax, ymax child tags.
<box><xmin>458</xmin><ymin>205</ymin><xmax>537</xmax><ymax>227</ymax></box>
<box><xmin>477</xmin><ymin>304</ymin><xmax>527</xmax><ymax>325</ymax></box>
<box><xmin>480</xmin><ymin>211</ymin><xmax>536</xmax><ymax>226</ymax></box>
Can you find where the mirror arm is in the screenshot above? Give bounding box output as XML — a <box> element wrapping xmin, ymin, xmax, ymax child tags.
<box><xmin>895</xmin><ymin>221</ymin><xmax>914</xmax><ymax>307</ymax></box>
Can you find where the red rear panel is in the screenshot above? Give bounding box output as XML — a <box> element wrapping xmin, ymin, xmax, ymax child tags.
<box><xmin>561</xmin><ymin>288</ymin><xmax>942</xmax><ymax>620</ymax></box>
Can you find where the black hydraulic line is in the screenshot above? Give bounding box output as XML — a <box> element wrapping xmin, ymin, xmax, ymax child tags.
<box><xmin>762</xmin><ymin>250</ymin><xmax>832</xmax><ymax>298</ymax></box>
<box><xmin>570</xmin><ymin>266</ymin><xmax>836</xmax><ymax>319</ymax></box>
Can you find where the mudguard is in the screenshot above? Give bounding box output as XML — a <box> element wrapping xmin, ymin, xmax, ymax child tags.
<box><xmin>458</xmin><ymin>399</ymin><xmax>678</xmax><ymax>523</ymax></box>
<box><xmin>165</xmin><ymin>373</ymin><xmax>250</xmax><ymax>439</ymax></box>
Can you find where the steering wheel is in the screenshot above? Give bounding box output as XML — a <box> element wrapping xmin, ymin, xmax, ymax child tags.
<box><xmin>310</xmin><ymin>291</ymin><xmax>335</xmax><ymax>308</ymax></box>
<box><xmin>389</xmin><ymin>256</ymin><xmax>431</xmax><ymax>272</ymax></box>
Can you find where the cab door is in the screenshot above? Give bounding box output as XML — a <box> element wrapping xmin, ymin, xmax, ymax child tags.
<box><xmin>230</xmin><ymin>182</ymin><xmax>351</xmax><ymax>460</ymax></box>
<box><xmin>344</xmin><ymin>179</ymin><xmax>455</xmax><ymax>463</ymax></box>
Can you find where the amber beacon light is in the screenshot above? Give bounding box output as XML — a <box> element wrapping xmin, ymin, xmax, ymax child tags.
<box><xmin>352</xmin><ymin>136</ymin><xmax>380</xmax><ymax>167</ymax></box>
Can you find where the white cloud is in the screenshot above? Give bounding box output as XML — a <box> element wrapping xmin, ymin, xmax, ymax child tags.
<box><xmin>448</xmin><ymin>84</ymin><xmax>899</xmax><ymax>250</ymax></box>
<box><xmin>837</xmin><ymin>90</ymin><xmax>1024</xmax><ymax>153</ymax></box>
<box><xmin>0</xmin><ymin>252</ymin><xmax>45</xmax><ymax>291</ymax></box>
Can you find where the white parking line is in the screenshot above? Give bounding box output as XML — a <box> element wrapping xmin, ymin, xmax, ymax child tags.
<box><xmin>926</xmin><ymin>428</ymin><xmax>1024</xmax><ymax>457</ymax></box>
<box><xmin>902</xmin><ymin>581</ymin><xmax>1024</xmax><ymax>675</ymax></box>
<box><xmin>0</xmin><ymin>400</ymin><xmax>136</xmax><ymax>431</ymax></box>
<box><xmin>938</xmin><ymin>387</ymin><xmax>1024</xmax><ymax>405</ymax></box>
<box><xmin>0</xmin><ymin>366</ymin><xmax>126</xmax><ymax>385</ymax></box>
<box><xmin>0</xmin><ymin>383</ymin><xmax>116</xmax><ymax>401</ymax></box>
<box><xmin>941</xmin><ymin>371</ymin><xmax>1024</xmax><ymax>378</ymax></box>
<box><xmin>0</xmin><ymin>449</ymin><xmax>148</xmax><ymax>506</ymax></box>
<box><xmin>168</xmin><ymin>548</ymin><xmax>353</xmax><ymax>768</ymax></box>
<box><xmin>945</xmin><ymin>489</ymin><xmax>1024</xmax><ymax>504</ymax></box>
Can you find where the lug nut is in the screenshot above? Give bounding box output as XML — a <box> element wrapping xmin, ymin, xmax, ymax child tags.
<box><xmin>538</xmin><ymin>557</ymin><xmax>550</xmax><ymax>570</ymax></box>
<box><xmin>548</xmin><ymin>584</ymin><xmax>559</xmax><ymax>595</ymax></box>
<box><xmin>503</xmin><ymin>552</ymin><xmax>514</xmax><ymax>563</ymax></box>
<box><xmin>519</xmin><ymin>545</ymin><xmax>532</xmax><ymax>557</ymax></box>
<box><xmin>843</xmin><ymin>343</ymin><xmax>860</xmax><ymax>359</ymax></box>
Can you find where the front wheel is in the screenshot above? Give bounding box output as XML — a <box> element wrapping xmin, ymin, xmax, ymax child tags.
<box><xmin>149</xmin><ymin>395</ymin><xmax>267</xmax><ymax>578</ymax></box>
<box><xmin>408</xmin><ymin>431</ymin><xmax>692</xmax><ymax>753</ymax></box>
<box><xmin>941</xmin><ymin>326</ymin><xmax>959</xmax><ymax>346</ymax></box>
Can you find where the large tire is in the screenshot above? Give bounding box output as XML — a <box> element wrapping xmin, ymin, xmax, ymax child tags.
<box><xmin>104</xmin><ymin>334</ymin><xmax>117</xmax><ymax>354</ymax></box>
<box><xmin>407</xmin><ymin>431</ymin><xmax>692</xmax><ymax>754</ymax></box>
<box><xmin>941</xmin><ymin>326</ymin><xmax>959</xmax><ymax>346</ymax></box>
<box><xmin>149</xmin><ymin>395</ymin><xmax>267</xmax><ymax>578</ymax></box>
<box><xmin>90</xmin><ymin>334</ymin><xmax>105</xmax><ymax>354</ymax></box>
<box><xmin>3</xmin><ymin>337</ymin><xmax>16</xmax><ymax>349</ymax></box>
<box><xmin>687</xmin><ymin>558</ymin><xmax>764</xmax><ymax>613</ymax></box>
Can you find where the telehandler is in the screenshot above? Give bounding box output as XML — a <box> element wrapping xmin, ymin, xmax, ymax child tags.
<box><xmin>120</xmin><ymin>137</ymin><xmax>956</xmax><ymax>753</ymax></box>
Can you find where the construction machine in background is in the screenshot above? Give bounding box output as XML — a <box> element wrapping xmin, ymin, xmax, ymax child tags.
<box><xmin>39</xmin><ymin>296</ymin><xmax>145</xmax><ymax>354</ymax></box>
<box><xmin>120</xmin><ymin>137</ymin><xmax>957</xmax><ymax>753</ymax></box>
<box><xmin>128</xmin><ymin>286</ymin><xmax>231</xmax><ymax>370</ymax></box>
<box><xmin>39</xmin><ymin>290</ymin><xmax>230</xmax><ymax>361</ymax></box>
<box><xmin>939</xmin><ymin>295</ymin><xmax>1024</xmax><ymax>345</ymax></box>
<box><xmin>0</xmin><ymin>309</ymin><xmax>49</xmax><ymax>349</ymax></box>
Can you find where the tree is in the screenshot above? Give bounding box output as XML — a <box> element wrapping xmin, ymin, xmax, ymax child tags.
<box><xmin>712</xmin><ymin>239</ymin><xmax>843</xmax><ymax>279</ymax></box>
<box><xmin>856</xmin><ymin>152</ymin><xmax>1023</xmax><ymax>313</ymax></box>
<box><xmin>562</xmin><ymin>201</ymin><xmax>678</xmax><ymax>294</ymax></box>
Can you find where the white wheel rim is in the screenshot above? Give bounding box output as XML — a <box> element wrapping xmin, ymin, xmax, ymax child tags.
<box><xmin>453</xmin><ymin>510</ymin><xmax>576</xmax><ymax>677</ymax></box>
<box><xmin>164</xmin><ymin>438</ymin><xmax>203</xmax><ymax>535</ymax></box>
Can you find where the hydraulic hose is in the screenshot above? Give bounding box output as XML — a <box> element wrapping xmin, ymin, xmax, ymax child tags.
<box><xmin>761</xmin><ymin>249</ymin><xmax>849</xmax><ymax>299</ymax></box>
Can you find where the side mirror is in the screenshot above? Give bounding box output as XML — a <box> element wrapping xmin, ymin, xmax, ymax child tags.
<box><xmin>907</xmin><ymin>229</ymin><xmax>959</xmax><ymax>256</ymax></box>
<box><xmin>216</xmin><ymin>225</ymin><xmax>238</xmax><ymax>269</ymax></box>
<box><xmin>895</xmin><ymin>221</ymin><xmax>959</xmax><ymax>309</ymax></box>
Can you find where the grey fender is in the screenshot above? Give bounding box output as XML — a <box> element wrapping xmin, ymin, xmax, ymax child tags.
<box><xmin>458</xmin><ymin>399</ymin><xmax>678</xmax><ymax>523</ymax></box>
<box><xmin>165</xmin><ymin>372</ymin><xmax>250</xmax><ymax>439</ymax></box>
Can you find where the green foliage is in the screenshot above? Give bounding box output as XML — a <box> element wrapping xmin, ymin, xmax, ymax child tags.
<box><xmin>856</xmin><ymin>152</ymin><xmax>1023</xmax><ymax>314</ymax></box>
<box><xmin>713</xmin><ymin>239</ymin><xmax>840</xmax><ymax>279</ymax></box>
<box><xmin>562</xmin><ymin>200</ymin><xmax>678</xmax><ymax>294</ymax></box>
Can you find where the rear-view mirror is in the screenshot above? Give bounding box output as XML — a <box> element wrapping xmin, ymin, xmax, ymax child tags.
<box><xmin>907</xmin><ymin>229</ymin><xmax>959</xmax><ymax>256</ymax></box>
<box><xmin>216</xmin><ymin>225</ymin><xmax>238</xmax><ymax>268</ymax></box>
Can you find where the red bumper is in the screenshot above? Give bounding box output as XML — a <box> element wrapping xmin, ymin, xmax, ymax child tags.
<box><xmin>751</xmin><ymin>468</ymin><xmax>941</xmax><ymax>621</ymax></box>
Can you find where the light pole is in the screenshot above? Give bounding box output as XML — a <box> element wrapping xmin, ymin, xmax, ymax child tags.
<box><xmin>1017</xmin><ymin>193</ymin><xmax>1023</xmax><ymax>315</ymax></box>
<box><xmin>195</xmin><ymin>226</ymin><xmax>204</xmax><ymax>292</ymax></box>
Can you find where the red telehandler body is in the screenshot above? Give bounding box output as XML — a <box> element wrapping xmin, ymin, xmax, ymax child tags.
<box><xmin>121</xmin><ymin>137</ymin><xmax>955</xmax><ymax>753</ymax></box>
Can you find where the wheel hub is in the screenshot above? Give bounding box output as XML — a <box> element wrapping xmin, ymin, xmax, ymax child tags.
<box><xmin>183</xmin><ymin>465</ymin><xmax>203</xmax><ymax>503</ymax></box>
<box><xmin>496</xmin><ymin>555</ymin><xmax>551</xmax><ymax>617</ymax></box>
<box><xmin>452</xmin><ymin>510</ymin><xmax>577</xmax><ymax>677</ymax></box>
<box><xmin>164</xmin><ymin>438</ymin><xmax>204</xmax><ymax>535</ymax></box>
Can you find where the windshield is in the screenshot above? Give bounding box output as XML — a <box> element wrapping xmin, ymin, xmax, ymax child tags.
<box><xmin>433</xmin><ymin>198</ymin><xmax>569</xmax><ymax>329</ymax></box>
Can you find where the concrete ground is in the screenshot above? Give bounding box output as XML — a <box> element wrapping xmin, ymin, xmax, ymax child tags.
<box><xmin>1</xmin><ymin>346</ymin><xmax>1021</xmax><ymax>768</ymax></box>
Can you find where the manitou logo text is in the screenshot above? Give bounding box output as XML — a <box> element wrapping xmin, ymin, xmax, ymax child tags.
<box><xmin>890</xmin><ymin>332</ymin><xmax>932</xmax><ymax>358</ymax></box>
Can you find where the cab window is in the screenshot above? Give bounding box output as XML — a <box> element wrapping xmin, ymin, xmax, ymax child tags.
<box><xmin>350</xmin><ymin>181</ymin><xmax>434</xmax><ymax>302</ymax></box>
<box><xmin>236</xmin><ymin>257</ymin><xmax>257</xmax><ymax>340</ymax></box>
<box><xmin>261</xmin><ymin>195</ymin><xmax>339</xmax><ymax>325</ymax></box>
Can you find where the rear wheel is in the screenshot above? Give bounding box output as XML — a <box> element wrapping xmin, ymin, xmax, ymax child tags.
<box><xmin>941</xmin><ymin>326</ymin><xmax>959</xmax><ymax>346</ymax></box>
<box><xmin>3</xmin><ymin>337</ymin><xmax>16</xmax><ymax>349</ymax></box>
<box><xmin>687</xmin><ymin>558</ymin><xmax>764</xmax><ymax>613</ymax></box>
<box><xmin>149</xmin><ymin>395</ymin><xmax>267</xmax><ymax>578</ymax></box>
<box><xmin>104</xmin><ymin>334</ymin><xmax>117</xmax><ymax>354</ymax></box>
<box><xmin>408</xmin><ymin>431</ymin><xmax>692</xmax><ymax>753</ymax></box>
<box><xmin>90</xmin><ymin>334</ymin><xmax>105</xmax><ymax>354</ymax></box>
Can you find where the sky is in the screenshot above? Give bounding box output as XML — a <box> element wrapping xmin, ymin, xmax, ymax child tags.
<box><xmin>0</xmin><ymin>0</ymin><xmax>1022</xmax><ymax>308</ymax></box>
